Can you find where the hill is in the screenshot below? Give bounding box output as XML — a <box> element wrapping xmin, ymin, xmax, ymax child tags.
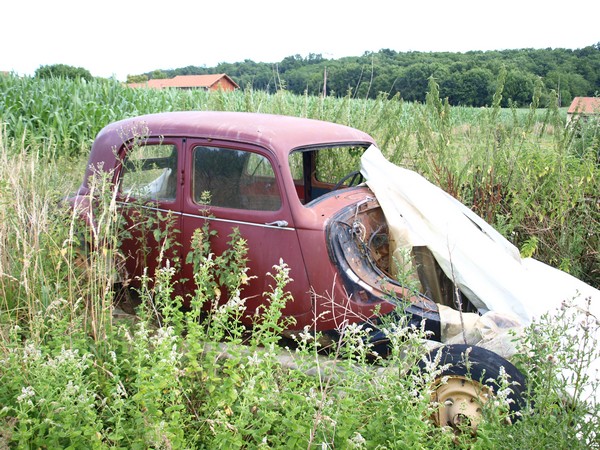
<box><xmin>136</xmin><ymin>45</ymin><xmax>600</xmax><ymax>107</ymax></box>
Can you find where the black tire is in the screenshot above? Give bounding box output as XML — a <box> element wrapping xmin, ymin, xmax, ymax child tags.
<box><xmin>419</xmin><ymin>344</ymin><xmax>527</xmax><ymax>429</ymax></box>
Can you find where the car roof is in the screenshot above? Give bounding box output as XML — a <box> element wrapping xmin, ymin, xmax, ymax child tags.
<box><xmin>93</xmin><ymin>111</ymin><xmax>375</xmax><ymax>158</ymax></box>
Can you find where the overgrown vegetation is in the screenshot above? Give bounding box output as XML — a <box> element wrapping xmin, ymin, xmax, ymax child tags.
<box><xmin>0</xmin><ymin>74</ymin><xmax>598</xmax><ymax>448</ymax></box>
<box><xmin>2</xmin><ymin>73</ymin><xmax>596</xmax><ymax>285</ymax></box>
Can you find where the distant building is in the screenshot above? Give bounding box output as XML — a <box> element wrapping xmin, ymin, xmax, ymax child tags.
<box><xmin>128</xmin><ymin>74</ymin><xmax>239</xmax><ymax>91</ymax></box>
<box><xmin>567</xmin><ymin>97</ymin><xmax>600</xmax><ymax>124</ymax></box>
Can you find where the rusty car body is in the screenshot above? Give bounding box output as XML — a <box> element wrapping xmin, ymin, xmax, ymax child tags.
<box><xmin>70</xmin><ymin>111</ymin><xmax>449</xmax><ymax>338</ymax></box>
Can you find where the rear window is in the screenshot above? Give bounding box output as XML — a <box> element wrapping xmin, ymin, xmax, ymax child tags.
<box><xmin>120</xmin><ymin>144</ymin><xmax>178</xmax><ymax>201</ymax></box>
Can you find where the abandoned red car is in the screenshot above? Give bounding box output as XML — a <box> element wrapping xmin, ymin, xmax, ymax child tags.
<box><xmin>69</xmin><ymin>111</ymin><xmax>543</xmax><ymax>427</ymax></box>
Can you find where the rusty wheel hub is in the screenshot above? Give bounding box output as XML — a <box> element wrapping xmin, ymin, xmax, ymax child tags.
<box><xmin>432</xmin><ymin>376</ymin><xmax>491</xmax><ymax>432</ymax></box>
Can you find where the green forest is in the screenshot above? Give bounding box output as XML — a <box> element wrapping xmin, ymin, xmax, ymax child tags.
<box><xmin>132</xmin><ymin>44</ymin><xmax>600</xmax><ymax>107</ymax></box>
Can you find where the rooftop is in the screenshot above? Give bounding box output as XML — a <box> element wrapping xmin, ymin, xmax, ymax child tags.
<box><xmin>567</xmin><ymin>97</ymin><xmax>600</xmax><ymax>115</ymax></box>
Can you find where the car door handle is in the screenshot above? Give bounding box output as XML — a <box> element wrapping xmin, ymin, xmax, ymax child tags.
<box><xmin>265</xmin><ymin>220</ymin><xmax>288</xmax><ymax>227</ymax></box>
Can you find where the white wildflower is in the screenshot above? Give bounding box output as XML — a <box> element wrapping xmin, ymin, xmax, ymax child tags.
<box><xmin>299</xmin><ymin>325</ymin><xmax>314</xmax><ymax>343</ymax></box>
<box><xmin>17</xmin><ymin>386</ymin><xmax>35</xmax><ymax>405</ymax></box>
<box><xmin>22</xmin><ymin>342</ymin><xmax>42</xmax><ymax>363</ymax></box>
<box><xmin>65</xmin><ymin>380</ymin><xmax>80</xmax><ymax>397</ymax></box>
<box><xmin>348</xmin><ymin>431</ymin><xmax>367</xmax><ymax>449</ymax></box>
<box><xmin>58</xmin><ymin>347</ymin><xmax>90</xmax><ymax>370</ymax></box>
<box><xmin>247</xmin><ymin>352</ymin><xmax>262</xmax><ymax>366</ymax></box>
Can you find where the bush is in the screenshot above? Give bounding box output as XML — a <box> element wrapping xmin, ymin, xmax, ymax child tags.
<box><xmin>35</xmin><ymin>64</ymin><xmax>94</xmax><ymax>82</ymax></box>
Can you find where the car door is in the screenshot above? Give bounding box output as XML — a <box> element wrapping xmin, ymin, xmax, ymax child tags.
<box><xmin>180</xmin><ymin>140</ymin><xmax>312</xmax><ymax>325</ymax></box>
<box><xmin>116</xmin><ymin>138</ymin><xmax>183</xmax><ymax>287</ymax></box>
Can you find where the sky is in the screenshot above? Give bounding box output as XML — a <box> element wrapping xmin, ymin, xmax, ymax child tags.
<box><xmin>3</xmin><ymin>0</ymin><xmax>599</xmax><ymax>82</ymax></box>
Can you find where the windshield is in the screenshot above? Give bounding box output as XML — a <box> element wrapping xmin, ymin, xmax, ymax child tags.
<box><xmin>289</xmin><ymin>144</ymin><xmax>369</xmax><ymax>205</ymax></box>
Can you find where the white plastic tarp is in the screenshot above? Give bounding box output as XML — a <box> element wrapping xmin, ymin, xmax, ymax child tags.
<box><xmin>361</xmin><ymin>145</ymin><xmax>600</xmax><ymax>403</ymax></box>
<box><xmin>360</xmin><ymin>145</ymin><xmax>599</xmax><ymax>323</ymax></box>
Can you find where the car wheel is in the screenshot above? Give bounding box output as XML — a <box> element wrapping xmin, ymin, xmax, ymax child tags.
<box><xmin>419</xmin><ymin>344</ymin><xmax>527</xmax><ymax>432</ymax></box>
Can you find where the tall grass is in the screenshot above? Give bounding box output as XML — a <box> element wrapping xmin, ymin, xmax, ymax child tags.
<box><xmin>0</xmin><ymin>74</ymin><xmax>598</xmax><ymax>447</ymax></box>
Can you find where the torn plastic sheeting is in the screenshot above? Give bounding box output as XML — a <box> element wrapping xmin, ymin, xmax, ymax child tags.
<box><xmin>438</xmin><ymin>305</ymin><xmax>524</xmax><ymax>361</ymax></box>
<box><xmin>360</xmin><ymin>145</ymin><xmax>600</xmax><ymax>325</ymax></box>
<box><xmin>360</xmin><ymin>145</ymin><xmax>600</xmax><ymax>405</ymax></box>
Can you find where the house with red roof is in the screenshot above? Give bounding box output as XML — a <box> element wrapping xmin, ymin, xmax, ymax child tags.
<box><xmin>129</xmin><ymin>74</ymin><xmax>239</xmax><ymax>91</ymax></box>
<box><xmin>567</xmin><ymin>97</ymin><xmax>600</xmax><ymax>124</ymax></box>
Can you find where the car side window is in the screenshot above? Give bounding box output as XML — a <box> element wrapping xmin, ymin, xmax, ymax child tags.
<box><xmin>120</xmin><ymin>144</ymin><xmax>178</xmax><ymax>202</ymax></box>
<box><xmin>193</xmin><ymin>146</ymin><xmax>281</xmax><ymax>211</ymax></box>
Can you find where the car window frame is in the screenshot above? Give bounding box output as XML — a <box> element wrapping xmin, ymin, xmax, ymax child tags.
<box><xmin>116</xmin><ymin>138</ymin><xmax>182</xmax><ymax>208</ymax></box>
<box><xmin>190</xmin><ymin>143</ymin><xmax>284</xmax><ymax>213</ymax></box>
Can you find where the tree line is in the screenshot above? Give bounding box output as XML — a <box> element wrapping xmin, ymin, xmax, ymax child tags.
<box><xmin>34</xmin><ymin>45</ymin><xmax>600</xmax><ymax>108</ymax></box>
<box><xmin>135</xmin><ymin>45</ymin><xmax>600</xmax><ymax>107</ymax></box>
